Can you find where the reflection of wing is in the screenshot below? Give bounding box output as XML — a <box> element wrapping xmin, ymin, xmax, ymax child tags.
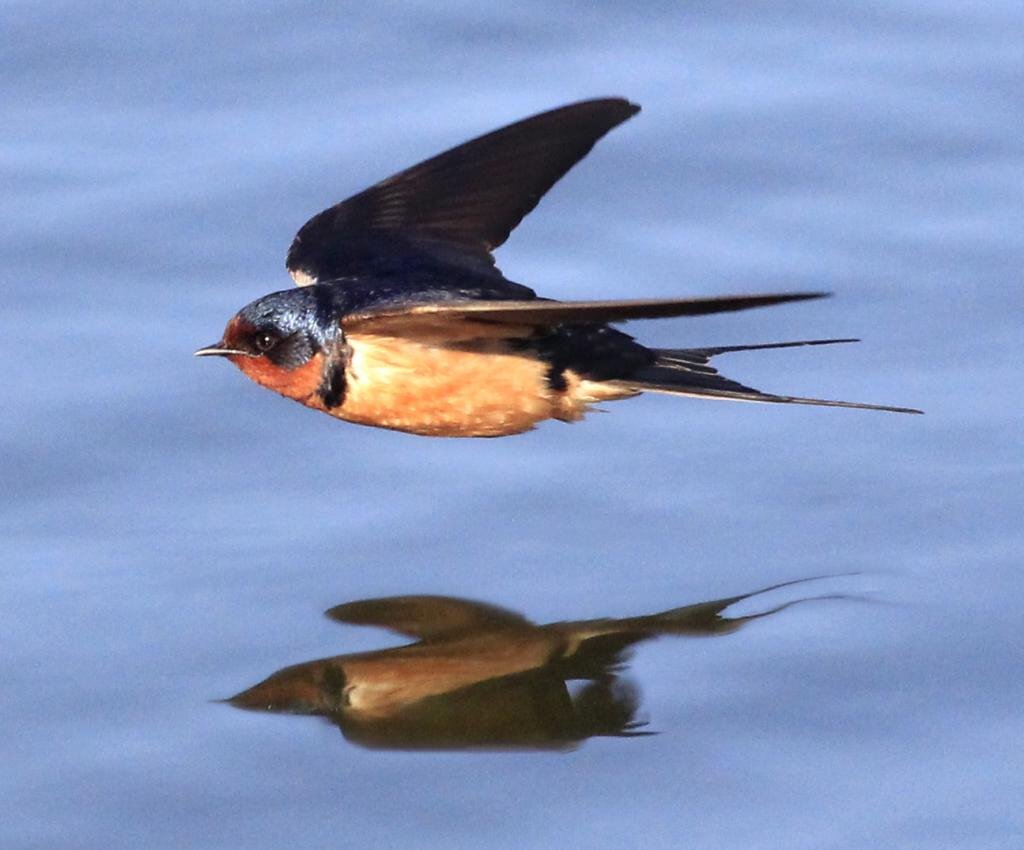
<box><xmin>286</xmin><ymin>98</ymin><xmax>640</xmax><ymax>284</ymax></box>
<box><xmin>325</xmin><ymin>595</ymin><xmax>532</xmax><ymax>641</ymax></box>
<box><xmin>340</xmin><ymin>292</ymin><xmax>827</xmax><ymax>337</ymax></box>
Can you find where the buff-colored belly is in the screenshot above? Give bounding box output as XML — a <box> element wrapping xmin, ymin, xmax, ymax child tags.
<box><xmin>334</xmin><ymin>335</ymin><xmax>628</xmax><ymax>437</ymax></box>
<box><xmin>336</xmin><ymin>336</ymin><xmax>554</xmax><ymax>436</ymax></box>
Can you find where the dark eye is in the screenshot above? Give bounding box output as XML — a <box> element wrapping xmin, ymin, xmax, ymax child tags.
<box><xmin>252</xmin><ymin>331</ymin><xmax>279</xmax><ymax>353</ymax></box>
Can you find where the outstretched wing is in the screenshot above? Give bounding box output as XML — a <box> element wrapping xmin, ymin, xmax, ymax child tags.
<box><xmin>286</xmin><ymin>98</ymin><xmax>640</xmax><ymax>284</ymax></box>
<box><xmin>324</xmin><ymin>595</ymin><xmax>533</xmax><ymax>641</ymax></box>
<box><xmin>339</xmin><ymin>292</ymin><xmax>829</xmax><ymax>338</ymax></box>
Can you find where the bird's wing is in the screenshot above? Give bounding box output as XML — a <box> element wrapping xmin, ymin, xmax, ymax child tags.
<box><xmin>324</xmin><ymin>595</ymin><xmax>533</xmax><ymax>641</ymax></box>
<box><xmin>286</xmin><ymin>98</ymin><xmax>640</xmax><ymax>285</ymax></box>
<box><xmin>339</xmin><ymin>292</ymin><xmax>828</xmax><ymax>339</ymax></box>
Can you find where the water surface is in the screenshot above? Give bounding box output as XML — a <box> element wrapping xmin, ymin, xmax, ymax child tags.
<box><xmin>3</xmin><ymin>2</ymin><xmax>1022</xmax><ymax>848</ymax></box>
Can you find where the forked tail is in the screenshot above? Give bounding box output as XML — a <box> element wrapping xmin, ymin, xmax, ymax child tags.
<box><xmin>608</xmin><ymin>339</ymin><xmax>922</xmax><ymax>414</ymax></box>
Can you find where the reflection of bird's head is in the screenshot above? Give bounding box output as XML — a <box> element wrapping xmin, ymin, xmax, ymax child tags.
<box><xmin>195</xmin><ymin>288</ymin><xmax>339</xmax><ymax>400</ymax></box>
<box><xmin>227</xmin><ymin>660</ymin><xmax>348</xmax><ymax>715</ymax></box>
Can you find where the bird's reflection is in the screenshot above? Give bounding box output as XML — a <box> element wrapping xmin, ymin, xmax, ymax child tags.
<box><xmin>228</xmin><ymin>578</ymin><xmax>843</xmax><ymax>751</ymax></box>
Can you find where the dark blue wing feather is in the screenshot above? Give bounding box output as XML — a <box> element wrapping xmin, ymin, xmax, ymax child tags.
<box><xmin>285</xmin><ymin>98</ymin><xmax>640</xmax><ymax>285</ymax></box>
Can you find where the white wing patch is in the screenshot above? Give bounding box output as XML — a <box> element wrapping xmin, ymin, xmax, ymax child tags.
<box><xmin>290</xmin><ymin>266</ymin><xmax>318</xmax><ymax>287</ymax></box>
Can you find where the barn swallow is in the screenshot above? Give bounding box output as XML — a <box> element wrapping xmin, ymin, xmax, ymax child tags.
<box><xmin>227</xmin><ymin>579</ymin><xmax>845</xmax><ymax>751</ymax></box>
<box><xmin>196</xmin><ymin>98</ymin><xmax>920</xmax><ymax>437</ymax></box>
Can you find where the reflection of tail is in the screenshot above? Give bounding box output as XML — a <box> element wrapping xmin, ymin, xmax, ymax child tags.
<box><xmin>554</xmin><ymin>575</ymin><xmax>858</xmax><ymax>650</ymax></box>
<box><xmin>572</xmin><ymin>678</ymin><xmax>652</xmax><ymax>739</ymax></box>
<box><xmin>608</xmin><ymin>339</ymin><xmax>922</xmax><ymax>414</ymax></box>
<box><xmin>635</xmin><ymin>575</ymin><xmax>859</xmax><ymax>637</ymax></box>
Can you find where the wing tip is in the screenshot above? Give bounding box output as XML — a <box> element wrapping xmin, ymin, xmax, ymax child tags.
<box><xmin>780</xmin><ymin>291</ymin><xmax>830</xmax><ymax>303</ymax></box>
<box><xmin>569</xmin><ymin>96</ymin><xmax>641</xmax><ymax>117</ymax></box>
<box><xmin>622</xmin><ymin>98</ymin><xmax>642</xmax><ymax>118</ymax></box>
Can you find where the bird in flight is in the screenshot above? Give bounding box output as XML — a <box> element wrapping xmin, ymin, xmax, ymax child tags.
<box><xmin>196</xmin><ymin>98</ymin><xmax>920</xmax><ymax>437</ymax></box>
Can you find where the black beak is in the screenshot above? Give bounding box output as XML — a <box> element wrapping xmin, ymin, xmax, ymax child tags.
<box><xmin>194</xmin><ymin>342</ymin><xmax>246</xmax><ymax>357</ymax></box>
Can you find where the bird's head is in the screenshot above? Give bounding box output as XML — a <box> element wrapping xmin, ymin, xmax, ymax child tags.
<box><xmin>226</xmin><ymin>660</ymin><xmax>350</xmax><ymax>716</ymax></box>
<box><xmin>195</xmin><ymin>288</ymin><xmax>340</xmax><ymax>402</ymax></box>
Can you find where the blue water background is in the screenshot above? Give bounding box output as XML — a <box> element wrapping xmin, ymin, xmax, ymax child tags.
<box><xmin>2</xmin><ymin>2</ymin><xmax>1022</xmax><ymax>848</ymax></box>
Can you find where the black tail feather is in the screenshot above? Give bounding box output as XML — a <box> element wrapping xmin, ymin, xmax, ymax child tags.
<box><xmin>609</xmin><ymin>339</ymin><xmax>922</xmax><ymax>415</ymax></box>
